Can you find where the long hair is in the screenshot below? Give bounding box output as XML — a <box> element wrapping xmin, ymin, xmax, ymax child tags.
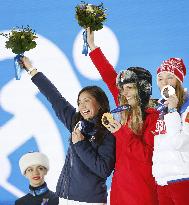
<box><xmin>175</xmin><ymin>79</ymin><xmax>185</xmax><ymax>109</ymax></box>
<box><xmin>72</xmin><ymin>86</ymin><xmax>110</xmax><ymax>144</ymax></box>
<box><xmin>118</xmin><ymin>84</ymin><xmax>143</xmax><ymax>135</ymax></box>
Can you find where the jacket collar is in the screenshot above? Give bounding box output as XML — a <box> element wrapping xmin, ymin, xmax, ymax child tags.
<box><xmin>29</xmin><ymin>182</ymin><xmax>48</xmax><ymax>196</ymax></box>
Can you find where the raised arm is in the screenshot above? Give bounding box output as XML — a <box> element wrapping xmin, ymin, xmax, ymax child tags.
<box><xmin>20</xmin><ymin>57</ymin><xmax>76</xmax><ymax>133</ymax></box>
<box><xmin>87</xmin><ymin>28</ymin><xmax>119</xmax><ymax>105</ymax></box>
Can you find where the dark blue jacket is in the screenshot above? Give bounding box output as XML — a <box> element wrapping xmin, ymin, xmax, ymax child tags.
<box><xmin>15</xmin><ymin>183</ymin><xmax>59</xmax><ymax>205</ymax></box>
<box><xmin>32</xmin><ymin>72</ymin><xmax>115</xmax><ymax>203</ymax></box>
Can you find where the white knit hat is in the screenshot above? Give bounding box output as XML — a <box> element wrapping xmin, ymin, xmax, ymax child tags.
<box><xmin>19</xmin><ymin>152</ymin><xmax>49</xmax><ymax>175</ymax></box>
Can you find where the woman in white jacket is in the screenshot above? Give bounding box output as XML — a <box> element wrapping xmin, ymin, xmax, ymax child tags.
<box><xmin>152</xmin><ymin>57</ymin><xmax>189</xmax><ymax>205</ymax></box>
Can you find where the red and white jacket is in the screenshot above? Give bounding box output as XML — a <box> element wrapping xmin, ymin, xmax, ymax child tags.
<box><xmin>152</xmin><ymin>103</ymin><xmax>189</xmax><ymax>185</ymax></box>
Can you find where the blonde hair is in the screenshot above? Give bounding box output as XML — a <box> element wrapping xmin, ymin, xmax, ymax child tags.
<box><xmin>118</xmin><ymin>84</ymin><xmax>143</xmax><ymax>135</ymax></box>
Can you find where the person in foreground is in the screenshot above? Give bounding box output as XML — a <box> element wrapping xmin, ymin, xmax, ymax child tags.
<box><xmin>15</xmin><ymin>151</ymin><xmax>59</xmax><ymax>205</ymax></box>
<box><xmin>19</xmin><ymin>57</ymin><xmax>115</xmax><ymax>205</ymax></box>
<box><xmin>152</xmin><ymin>57</ymin><xmax>189</xmax><ymax>205</ymax></box>
<box><xmin>87</xmin><ymin>28</ymin><xmax>159</xmax><ymax>205</ymax></box>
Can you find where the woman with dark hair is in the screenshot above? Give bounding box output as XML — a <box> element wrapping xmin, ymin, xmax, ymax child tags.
<box><xmin>153</xmin><ymin>58</ymin><xmax>189</xmax><ymax>205</ymax></box>
<box><xmin>19</xmin><ymin>57</ymin><xmax>115</xmax><ymax>205</ymax></box>
<box><xmin>15</xmin><ymin>152</ymin><xmax>59</xmax><ymax>205</ymax></box>
<box><xmin>86</xmin><ymin>29</ymin><xmax>159</xmax><ymax>205</ymax></box>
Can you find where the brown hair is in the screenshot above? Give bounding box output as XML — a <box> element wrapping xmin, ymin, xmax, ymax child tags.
<box><xmin>118</xmin><ymin>84</ymin><xmax>143</xmax><ymax>135</ymax></box>
<box><xmin>175</xmin><ymin>79</ymin><xmax>185</xmax><ymax>109</ymax></box>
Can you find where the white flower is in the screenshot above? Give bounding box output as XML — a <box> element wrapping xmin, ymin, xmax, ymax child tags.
<box><xmin>86</xmin><ymin>4</ymin><xmax>94</xmax><ymax>13</ymax></box>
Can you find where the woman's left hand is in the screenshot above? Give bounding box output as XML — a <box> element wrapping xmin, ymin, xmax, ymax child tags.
<box><xmin>19</xmin><ymin>56</ymin><xmax>33</xmax><ymax>70</ymax></box>
<box><xmin>72</xmin><ymin>128</ymin><xmax>85</xmax><ymax>144</ymax></box>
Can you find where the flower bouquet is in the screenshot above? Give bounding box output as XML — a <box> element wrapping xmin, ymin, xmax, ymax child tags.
<box><xmin>0</xmin><ymin>25</ymin><xmax>37</xmax><ymax>80</ymax></box>
<box><xmin>75</xmin><ymin>1</ymin><xmax>107</xmax><ymax>55</ymax></box>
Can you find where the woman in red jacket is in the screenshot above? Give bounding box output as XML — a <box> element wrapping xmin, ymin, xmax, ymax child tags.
<box><xmin>86</xmin><ymin>29</ymin><xmax>159</xmax><ymax>205</ymax></box>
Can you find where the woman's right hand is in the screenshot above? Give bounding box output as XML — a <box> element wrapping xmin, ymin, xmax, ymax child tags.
<box><xmin>106</xmin><ymin>120</ymin><xmax>122</xmax><ymax>133</ymax></box>
<box><xmin>72</xmin><ymin>128</ymin><xmax>85</xmax><ymax>144</ymax></box>
<box><xmin>86</xmin><ymin>27</ymin><xmax>97</xmax><ymax>51</ymax></box>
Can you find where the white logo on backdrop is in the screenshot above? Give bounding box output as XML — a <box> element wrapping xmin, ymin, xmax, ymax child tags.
<box><xmin>0</xmin><ymin>32</ymin><xmax>81</xmax><ymax>197</ymax></box>
<box><xmin>0</xmin><ymin>26</ymin><xmax>119</xmax><ymax>203</ymax></box>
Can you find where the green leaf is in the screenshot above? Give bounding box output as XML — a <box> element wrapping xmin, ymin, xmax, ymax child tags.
<box><xmin>1</xmin><ymin>25</ymin><xmax>37</xmax><ymax>54</ymax></box>
<box><xmin>75</xmin><ymin>2</ymin><xmax>107</xmax><ymax>31</ymax></box>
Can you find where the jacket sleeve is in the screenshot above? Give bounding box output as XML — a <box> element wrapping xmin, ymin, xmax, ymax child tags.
<box><xmin>73</xmin><ymin>133</ymin><xmax>115</xmax><ymax>178</ymax></box>
<box><xmin>89</xmin><ymin>47</ymin><xmax>119</xmax><ymax>105</ymax></box>
<box><xmin>164</xmin><ymin>106</ymin><xmax>189</xmax><ymax>150</ymax></box>
<box><xmin>113</xmin><ymin>111</ymin><xmax>159</xmax><ymax>163</ymax></box>
<box><xmin>31</xmin><ymin>72</ymin><xmax>76</xmax><ymax>132</ymax></box>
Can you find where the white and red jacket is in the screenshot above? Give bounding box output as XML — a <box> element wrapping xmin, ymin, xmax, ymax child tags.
<box><xmin>152</xmin><ymin>100</ymin><xmax>189</xmax><ymax>186</ymax></box>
